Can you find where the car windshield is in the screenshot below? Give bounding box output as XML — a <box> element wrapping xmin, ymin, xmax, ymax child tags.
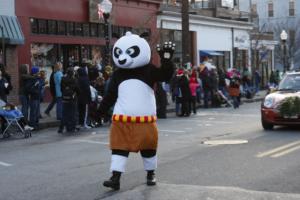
<box><xmin>278</xmin><ymin>74</ymin><xmax>300</xmax><ymax>91</ymax></box>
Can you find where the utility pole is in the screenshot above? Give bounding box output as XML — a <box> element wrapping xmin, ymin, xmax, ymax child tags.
<box><xmin>181</xmin><ymin>0</ymin><xmax>190</xmax><ymax>67</ymax></box>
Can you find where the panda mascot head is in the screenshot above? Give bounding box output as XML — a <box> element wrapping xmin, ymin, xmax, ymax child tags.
<box><xmin>112</xmin><ymin>32</ymin><xmax>151</xmax><ymax>69</ymax></box>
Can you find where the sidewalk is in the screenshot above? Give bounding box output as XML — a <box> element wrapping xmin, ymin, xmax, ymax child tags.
<box><xmin>101</xmin><ymin>183</ymin><xmax>300</xmax><ymax>200</ymax></box>
<box><xmin>38</xmin><ymin>90</ymin><xmax>267</xmax><ymax>130</ymax></box>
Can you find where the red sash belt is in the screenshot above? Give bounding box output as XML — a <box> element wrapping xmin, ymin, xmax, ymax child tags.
<box><xmin>112</xmin><ymin>114</ymin><xmax>157</xmax><ymax>123</ymax></box>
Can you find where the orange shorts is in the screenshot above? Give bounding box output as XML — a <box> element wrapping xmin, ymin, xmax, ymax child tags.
<box><xmin>110</xmin><ymin>121</ymin><xmax>158</xmax><ymax>152</ymax></box>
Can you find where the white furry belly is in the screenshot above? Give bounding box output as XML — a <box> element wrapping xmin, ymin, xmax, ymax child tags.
<box><xmin>113</xmin><ymin>79</ymin><xmax>156</xmax><ymax>116</ymax></box>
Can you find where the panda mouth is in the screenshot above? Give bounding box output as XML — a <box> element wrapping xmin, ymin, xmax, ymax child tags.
<box><xmin>118</xmin><ymin>59</ymin><xmax>127</xmax><ymax>65</ymax></box>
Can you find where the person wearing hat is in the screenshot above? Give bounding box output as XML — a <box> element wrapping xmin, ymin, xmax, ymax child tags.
<box><xmin>54</xmin><ymin>62</ymin><xmax>64</xmax><ymax>121</ymax></box>
<box><xmin>28</xmin><ymin>66</ymin><xmax>42</xmax><ymax>129</ymax></box>
<box><xmin>176</xmin><ymin>68</ymin><xmax>191</xmax><ymax>116</ymax></box>
<box><xmin>199</xmin><ymin>63</ymin><xmax>212</xmax><ymax>108</ymax></box>
<box><xmin>173</xmin><ymin>68</ymin><xmax>184</xmax><ymax>116</ymax></box>
<box><xmin>59</xmin><ymin>67</ymin><xmax>80</xmax><ymax>133</ymax></box>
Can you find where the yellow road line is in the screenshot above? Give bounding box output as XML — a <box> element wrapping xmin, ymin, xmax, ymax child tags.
<box><xmin>256</xmin><ymin>140</ymin><xmax>300</xmax><ymax>158</ymax></box>
<box><xmin>271</xmin><ymin>145</ymin><xmax>300</xmax><ymax>158</ymax></box>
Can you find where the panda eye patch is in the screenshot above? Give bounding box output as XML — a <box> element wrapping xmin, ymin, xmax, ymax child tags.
<box><xmin>114</xmin><ymin>48</ymin><xmax>122</xmax><ymax>58</ymax></box>
<box><xmin>125</xmin><ymin>46</ymin><xmax>140</xmax><ymax>58</ymax></box>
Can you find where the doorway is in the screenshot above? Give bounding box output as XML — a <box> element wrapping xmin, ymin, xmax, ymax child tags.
<box><xmin>61</xmin><ymin>45</ymin><xmax>81</xmax><ymax>69</ymax></box>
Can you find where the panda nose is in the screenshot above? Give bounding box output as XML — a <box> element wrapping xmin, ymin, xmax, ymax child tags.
<box><xmin>118</xmin><ymin>59</ymin><xmax>127</xmax><ymax>65</ymax></box>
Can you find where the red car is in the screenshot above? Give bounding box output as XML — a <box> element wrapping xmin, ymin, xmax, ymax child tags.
<box><xmin>261</xmin><ymin>71</ymin><xmax>300</xmax><ymax>130</ymax></box>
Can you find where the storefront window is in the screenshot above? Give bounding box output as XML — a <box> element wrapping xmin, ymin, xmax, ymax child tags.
<box><xmin>67</xmin><ymin>22</ymin><xmax>75</xmax><ymax>36</ymax></box>
<box><xmin>83</xmin><ymin>23</ymin><xmax>90</xmax><ymax>37</ymax></box>
<box><xmin>119</xmin><ymin>27</ymin><xmax>125</xmax><ymax>37</ymax></box>
<box><xmin>57</xmin><ymin>21</ymin><xmax>66</xmax><ymax>35</ymax></box>
<box><xmin>38</xmin><ymin>19</ymin><xmax>47</xmax><ymax>34</ymax></box>
<box><xmin>48</xmin><ymin>20</ymin><xmax>57</xmax><ymax>35</ymax></box>
<box><xmin>98</xmin><ymin>24</ymin><xmax>105</xmax><ymax>37</ymax></box>
<box><xmin>31</xmin><ymin>43</ymin><xmax>59</xmax><ymax>80</ymax></box>
<box><xmin>90</xmin><ymin>23</ymin><xmax>98</xmax><ymax>37</ymax></box>
<box><xmin>75</xmin><ymin>23</ymin><xmax>83</xmax><ymax>36</ymax></box>
<box><xmin>29</xmin><ymin>18</ymin><xmax>133</xmax><ymax>40</ymax></box>
<box><xmin>30</xmin><ymin>18</ymin><xmax>38</xmax><ymax>34</ymax></box>
<box><xmin>92</xmin><ymin>45</ymin><xmax>104</xmax><ymax>68</ymax></box>
<box><xmin>112</xmin><ymin>25</ymin><xmax>119</xmax><ymax>38</ymax></box>
<box><xmin>81</xmin><ymin>45</ymin><xmax>91</xmax><ymax>63</ymax></box>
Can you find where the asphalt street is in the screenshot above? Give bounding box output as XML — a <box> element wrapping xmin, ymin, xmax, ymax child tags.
<box><xmin>1</xmin><ymin>102</ymin><xmax>300</xmax><ymax>200</ymax></box>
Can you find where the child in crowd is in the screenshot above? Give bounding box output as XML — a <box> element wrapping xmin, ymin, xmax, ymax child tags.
<box><xmin>228</xmin><ymin>76</ymin><xmax>240</xmax><ymax>109</ymax></box>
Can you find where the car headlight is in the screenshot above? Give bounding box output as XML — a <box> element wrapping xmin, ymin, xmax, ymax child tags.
<box><xmin>263</xmin><ymin>97</ymin><xmax>275</xmax><ymax>108</ymax></box>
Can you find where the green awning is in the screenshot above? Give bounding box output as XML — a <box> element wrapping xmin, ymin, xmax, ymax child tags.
<box><xmin>0</xmin><ymin>15</ymin><xmax>24</xmax><ymax>45</ymax></box>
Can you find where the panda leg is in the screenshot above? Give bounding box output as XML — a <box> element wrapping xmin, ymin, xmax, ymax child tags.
<box><xmin>103</xmin><ymin>150</ymin><xmax>129</xmax><ymax>190</ymax></box>
<box><xmin>141</xmin><ymin>150</ymin><xmax>157</xmax><ymax>186</ymax></box>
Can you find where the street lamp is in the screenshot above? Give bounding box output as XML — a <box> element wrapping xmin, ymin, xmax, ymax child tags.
<box><xmin>280</xmin><ymin>30</ymin><xmax>288</xmax><ymax>73</ymax></box>
<box><xmin>98</xmin><ymin>0</ymin><xmax>112</xmax><ymax>67</ymax></box>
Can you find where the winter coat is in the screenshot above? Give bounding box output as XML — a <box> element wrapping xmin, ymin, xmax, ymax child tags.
<box><xmin>88</xmin><ymin>67</ymin><xmax>99</xmax><ymax>83</ymax></box>
<box><xmin>19</xmin><ymin>65</ymin><xmax>34</xmax><ymax>96</ymax></box>
<box><xmin>61</xmin><ymin>75</ymin><xmax>80</xmax><ymax>102</ymax></box>
<box><xmin>0</xmin><ymin>77</ymin><xmax>8</xmax><ymax>101</ymax></box>
<box><xmin>77</xmin><ymin>68</ymin><xmax>91</xmax><ymax>104</ymax></box>
<box><xmin>2</xmin><ymin>72</ymin><xmax>12</xmax><ymax>95</ymax></box>
<box><xmin>178</xmin><ymin>76</ymin><xmax>191</xmax><ymax>101</ymax></box>
<box><xmin>218</xmin><ymin>69</ymin><xmax>227</xmax><ymax>88</ymax></box>
<box><xmin>228</xmin><ymin>79</ymin><xmax>240</xmax><ymax>97</ymax></box>
<box><xmin>189</xmin><ymin>82</ymin><xmax>199</xmax><ymax>97</ymax></box>
<box><xmin>54</xmin><ymin>71</ymin><xmax>63</xmax><ymax>97</ymax></box>
<box><xmin>49</xmin><ymin>72</ymin><xmax>56</xmax><ymax>97</ymax></box>
<box><xmin>199</xmin><ymin>67</ymin><xmax>212</xmax><ymax>91</ymax></box>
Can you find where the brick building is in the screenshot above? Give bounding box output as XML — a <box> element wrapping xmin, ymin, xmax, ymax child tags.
<box><xmin>0</xmin><ymin>0</ymin><xmax>24</xmax><ymax>103</ymax></box>
<box><xmin>3</xmin><ymin>0</ymin><xmax>161</xmax><ymax>103</ymax></box>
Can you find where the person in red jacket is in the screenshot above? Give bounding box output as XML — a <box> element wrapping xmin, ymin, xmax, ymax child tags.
<box><xmin>189</xmin><ymin>76</ymin><xmax>200</xmax><ymax>114</ymax></box>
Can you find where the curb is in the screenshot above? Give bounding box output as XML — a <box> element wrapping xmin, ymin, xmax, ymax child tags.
<box><xmin>38</xmin><ymin>120</ymin><xmax>60</xmax><ymax>131</ymax></box>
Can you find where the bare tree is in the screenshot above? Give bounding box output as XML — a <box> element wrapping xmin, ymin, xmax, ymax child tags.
<box><xmin>265</xmin><ymin>19</ymin><xmax>300</xmax><ymax>71</ymax></box>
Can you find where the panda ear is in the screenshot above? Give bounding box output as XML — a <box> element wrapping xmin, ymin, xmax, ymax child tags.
<box><xmin>140</xmin><ymin>32</ymin><xmax>150</xmax><ymax>38</ymax></box>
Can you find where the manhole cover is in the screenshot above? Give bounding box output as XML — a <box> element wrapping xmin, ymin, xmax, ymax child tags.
<box><xmin>202</xmin><ymin>140</ymin><xmax>248</xmax><ymax>145</ymax></box>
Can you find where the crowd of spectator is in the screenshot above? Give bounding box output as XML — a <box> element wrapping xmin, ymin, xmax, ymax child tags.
<box><xmin>162</xmin><ymin>57</ymin><xmax>263</xmax><ymax>116</ymax></box>
<box><xmin>16</xmin><ymin>62</ymin><xmax>112</xmax><ymax>133</ymax></box>
<box><xmin>0</xmin><ymin>56</ymin><xmax>270</xmax><ymax>134</ymax></box>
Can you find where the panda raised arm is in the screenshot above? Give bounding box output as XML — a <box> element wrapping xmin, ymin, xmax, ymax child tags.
<box><xmin>98</xmin><ymin>32</ymin><xmax>175</xmax><ymax>115</ymax></box>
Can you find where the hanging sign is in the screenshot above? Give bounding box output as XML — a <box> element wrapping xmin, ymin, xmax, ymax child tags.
<box><xmin>222</xmin><ymin>0</ymin><xmax>234</xmax><ymax>8</ymax></box>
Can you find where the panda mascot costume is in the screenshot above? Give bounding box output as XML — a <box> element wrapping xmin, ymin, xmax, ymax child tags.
<box><xmin>98</xmin><ymin>31</ymin><xmax>175</xmax><ymax>190</ymax></box>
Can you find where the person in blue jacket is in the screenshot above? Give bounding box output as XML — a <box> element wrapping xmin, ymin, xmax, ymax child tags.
<box><xmin>54</xmin><ymin>62</ymin><xmax>63</xmax><ymax>120</ymax></box>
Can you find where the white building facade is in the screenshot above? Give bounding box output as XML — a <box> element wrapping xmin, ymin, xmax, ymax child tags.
<box><xmin>157</xmin><ymin>11</ymin><xmax>253</xmax><ymax>70</ymax></box>
<box><xmin>251</xmin><ymin>0</ymin><xmax>300</xmax><ymax>70</ymax></box>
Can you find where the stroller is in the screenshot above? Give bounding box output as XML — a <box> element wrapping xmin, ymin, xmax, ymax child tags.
<box><xmin>0</xmin><ymin>101</ymin><xmax>31</xmax><ymax>139</ymax></box>
<box><xmin>216</xmin><ymin>90</ymin><xmax>233</xmax><ymax>107</ymax></box>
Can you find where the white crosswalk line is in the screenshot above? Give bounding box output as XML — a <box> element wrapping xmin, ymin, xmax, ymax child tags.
<box><xmin>271</xmin><ymin>145</ymin><xmax>300</xmax><ymax>158</ymax></box>
<box><xmin>0</xmin><ymin>161</ymin><xmax>13</xmax><ymax>167</ymax></box>
<box><xmin>256</xmin><ymin>140</ymin><xmax>300</xmax><ymax>158</ymax></box>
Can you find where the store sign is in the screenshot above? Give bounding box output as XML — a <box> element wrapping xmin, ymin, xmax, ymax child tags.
<box><xmin>259</xmin><ymin>49</ymin><xmax>270</xmax><ymax>62</ymax></box>
<box><xmin>222</xmin><ymin>0</ymin><xmax>234</xmax><ymax>8</ymax></box>
<box><xmin>234</xmin><ymin>35</ymin><xmax>250</xmax><ymax>50</ymax></box>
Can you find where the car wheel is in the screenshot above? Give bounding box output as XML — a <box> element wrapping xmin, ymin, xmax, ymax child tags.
<box><xmin>262</xmin><ymin>119</ymin><xmax>274</xmax><ymax>130</ymax></box>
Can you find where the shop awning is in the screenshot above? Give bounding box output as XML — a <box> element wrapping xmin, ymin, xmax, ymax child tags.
<box><xmin>0</xmin><ymin>15</ymin><xmax>24</xmax><ymax>45</ymax></box>
<box><xmin>200</xmin><ymin>50</ymin><xmax>224</xmax><ymax>56</ymax></box>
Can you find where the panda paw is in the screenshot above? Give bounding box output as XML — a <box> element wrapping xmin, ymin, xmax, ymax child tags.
<box><xmin>156</xmin><ymin>41</ymin><xmax>176</xmax><ymax>62</ymax></box>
